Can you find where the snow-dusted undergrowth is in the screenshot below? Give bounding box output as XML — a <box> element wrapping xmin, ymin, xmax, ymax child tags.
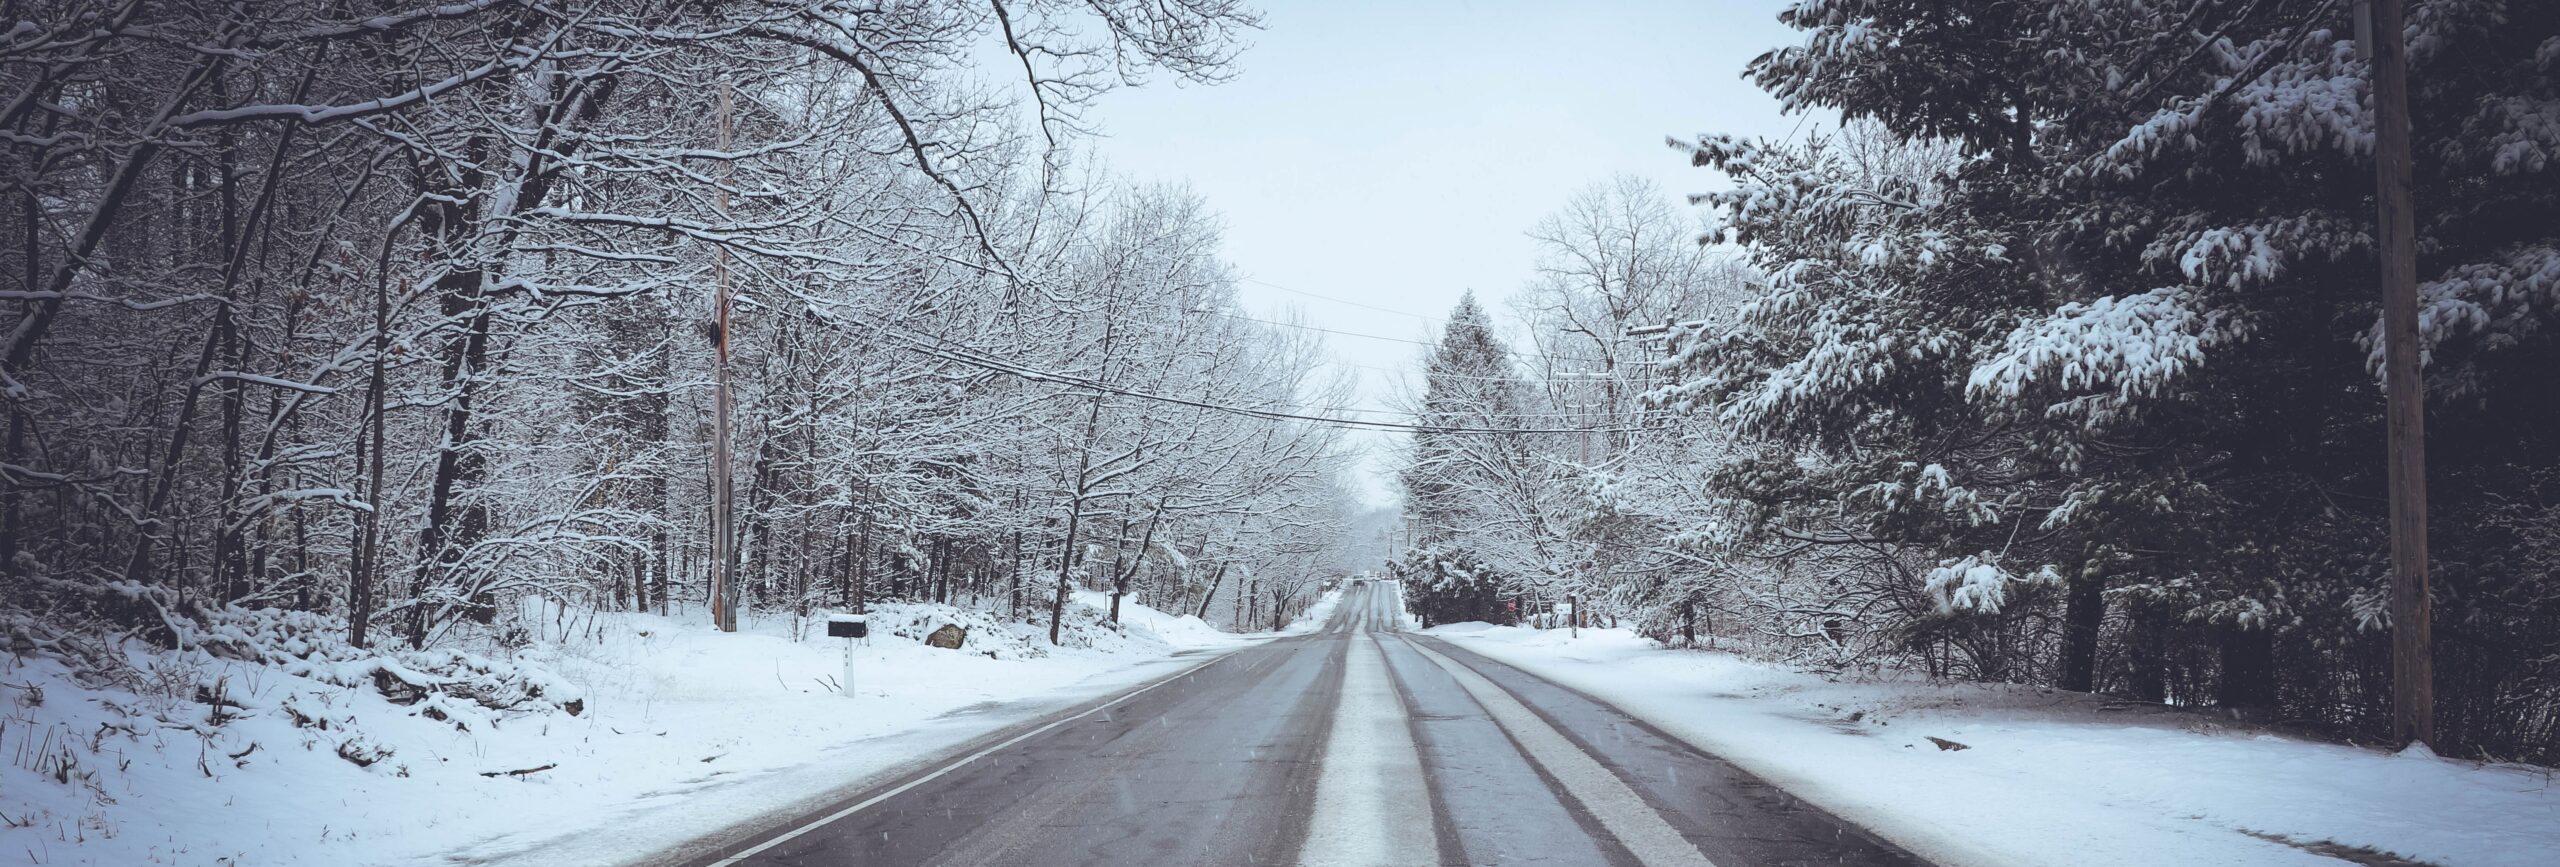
<box><xmin>1278</xmin><ymin>587</ymin><xmax>1345</xmax><ymax>634</ymax></box>
<box><xmin>0</xmin><ymin>594</ymin><xmax>1241</xmax><ymax>866</ymax></box>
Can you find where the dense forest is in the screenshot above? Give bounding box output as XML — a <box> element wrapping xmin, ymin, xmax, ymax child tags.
<box><xmin>2</xmin><ymin>0</ymin><xmax>1370</xmax><ymax>673</ymax></box>
<box><xmin>1396</xmin><ymin>0</ymin><xmax>2560</xmax><ymax>763</ymax></box>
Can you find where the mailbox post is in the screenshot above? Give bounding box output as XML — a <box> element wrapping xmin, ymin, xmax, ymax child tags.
<box><xmin>826</xmin><ymin>613</ymin><xmax>868</xmax><ymax>697</ymax></box>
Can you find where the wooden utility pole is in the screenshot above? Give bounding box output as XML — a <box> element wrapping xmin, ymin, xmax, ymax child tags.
<box><xmin>2364</xmin><ymin>0</ymin><xmax>2433</xmax><ymax>746</ymax></box>
<box><xmin>709</xmin><ymin>76</ymin><xmax>739</xmax><ymax>633</ymax></box>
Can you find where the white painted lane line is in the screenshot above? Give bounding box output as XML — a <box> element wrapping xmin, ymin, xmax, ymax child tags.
<box><xmin>703</xmin><ymin>653</ymin><xmax>1227</xmax><ymax>867</ymax></box>
<box><xmin>1405</xmin><ymin>640</ymin><xmax>1718</xmax><ymax>867</ymax></box>
<box><xmin>1299</xmin><ymin>634</ymin><xmax>1440</xmax><ymax>867</ymax></box>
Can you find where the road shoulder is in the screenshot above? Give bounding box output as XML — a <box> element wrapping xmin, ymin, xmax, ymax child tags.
<box><xmin>447</xmin><ymin>645</ymin><xmax>1240</xmax><ymax>867</ymax></box>
<box><xmin>1426</xmin><ymin>624</ymin><xmax>2560</xmax><ymax>867</ymax></box>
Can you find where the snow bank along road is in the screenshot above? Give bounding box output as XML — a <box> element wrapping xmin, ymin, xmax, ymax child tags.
<box><xmin>669</xmin><ymin>583</ymin><xmax>1919</xmax><ymax>867</ymax></box>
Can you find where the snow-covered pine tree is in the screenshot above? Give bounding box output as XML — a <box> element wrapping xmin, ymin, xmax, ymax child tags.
<box><xmin>1396</xmin><ymin>293</ymin><xmax>1557</xmax><ymax>624</ymax></box>
<box><xmin>1404</xmin><ymin>294</ymin><xmax>1523</xmax><ymax>541</ymax></box>
<box><xmin>1665</xmin><ymin>0</ymin><xmax>2560</xmax><ymax>759</ymax></box>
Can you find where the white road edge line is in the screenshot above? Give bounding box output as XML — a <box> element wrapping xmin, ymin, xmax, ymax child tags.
<box><xmin>704</xmin><ymin>652</ymin><xmax>1231</xmax><ymax>867</ymax></box>
<box><xmin>1404</xmin><ymin>639</ymin><xmax>1719</xmax><ymax>867</ymax></box>
<box><xmin>1298</xmin><ymin>632</ymin><xmax>1441</xmax><ymax>867</ymax></box>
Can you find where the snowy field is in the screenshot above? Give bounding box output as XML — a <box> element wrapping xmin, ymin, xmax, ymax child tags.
<box><xmin>1428</xmin><ymin>623</ymin><xmax>2560</xmax><ymax>867</ymax></box>
<box><xmin>0</xmin><ymin>596</ymin><xmax>1256</xmax><ymax>867</ymax></box>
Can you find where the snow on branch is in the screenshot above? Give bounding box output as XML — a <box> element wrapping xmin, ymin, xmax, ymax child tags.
<box><xmin>2378</xmin><ymin>243</ymin><xmax>2560</xmax><ymax>376</ymax></box>
<box><xmin>1924</xmin><ymin>553</ymin><xmax>2062</xmax><ymax>615</ymax></box>
<box><xmin>168</xmin><ymin>54</ymin><xmax>517</xmax><ymax>128</ymax></box>
<box><xmin>1968</xmin><ymin>287</ymin><xmax>2249</xmax><ymax>418</ymax></box>
<box><xmin>193</xmin><ymin>371</ymin><xmax>339</xmax><ymax>394</ymax></box>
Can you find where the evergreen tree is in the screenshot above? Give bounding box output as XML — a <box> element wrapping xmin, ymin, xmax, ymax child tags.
<box><xmin>1665</xmin><ymin>0</ymin><xmax>2560</xmax><ymax>757</ymax></box>
<box><xmin>1398</xmin><ymin>293</ymin><xmax>1544</xmax><ymax>624</ymax></box>
<box><xmin>1403</xmin><ymin>293</ymin><xmax>1526</xmax><ymax>543</ymax></box>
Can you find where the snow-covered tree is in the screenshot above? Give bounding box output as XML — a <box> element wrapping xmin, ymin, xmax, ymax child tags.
<box><xmin>1651</xmin><ymin>0</ymin><xmax>2560</xmax><ymax>759</ymax></box>
<box><xmin>2</xmin><ymin>0</ymin><xmax>1370</xmax><ymax>675</ymax></box>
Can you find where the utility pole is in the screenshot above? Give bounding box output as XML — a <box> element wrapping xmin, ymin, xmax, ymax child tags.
<box><xmin>709</xmin><ymin>76</ymin><xmax>738</xmax><ymax>633</ymax></box>
<box><xmin>2361</xmin><ymin>0</ymin><xmax>2432</xmax><ymax>747</ymax></box>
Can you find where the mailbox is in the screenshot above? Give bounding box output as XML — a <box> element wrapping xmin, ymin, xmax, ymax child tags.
<box><xmin>826</xmin><ymin>614</ymin><xmax>868</xmax><ymax>639</ymax></box>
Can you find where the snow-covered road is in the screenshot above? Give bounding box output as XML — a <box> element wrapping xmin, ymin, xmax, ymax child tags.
<box><xmin>672</xmin><ymin>583</ymin><xmax>1916</xmax><ymax>867</ymax></box>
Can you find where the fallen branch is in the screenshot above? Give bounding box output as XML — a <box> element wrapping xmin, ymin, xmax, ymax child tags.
<box><xmin>479</xmin><ymin>763</ymin><xmax>557</xmax><ymax>778</ymax></box>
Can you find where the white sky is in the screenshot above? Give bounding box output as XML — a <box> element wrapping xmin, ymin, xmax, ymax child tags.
<box><xmin>1080</xmin><ymin>0</ymin><xmax>1817</xmax><ymax>505</ymax></box>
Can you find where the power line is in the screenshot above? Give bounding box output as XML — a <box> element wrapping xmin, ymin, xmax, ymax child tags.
<box><xmin>832</xmin><ymin>309</ymin><xmax>1649</xmax><ymax>436</ymax></box>
<box><xmin>1192</xmin><ymin>307</ymin><xmax>1623</xmax><ymax>366</ymax></box>
<box><xmin>1019</xmin><ymin>304</ymin><xmax>1606</xmax><ymax>387</ymax></box>
<box><xmin>1201</xmin><ymin>308</ymin><xmax>1440</xmax><ymax>347</ymax></box>
<box><xmin>923</xmin><ymin>342</ymin><xmax>1626</xmax><ymax>434</ymax></box>
<box><xmin>1334</xmin><ymin>358</ymin><xmax>1658</xmax><ymax>386</ymax></box>
<box><xmin>1243</xmin><ymin>277</ymin><xmax>1437</xmax><ymax>323</ymax></box>
<box><xmin>1301</xmin><ymin>401</ymin><xmax>1673</xmax><ymax>421</ymax></box>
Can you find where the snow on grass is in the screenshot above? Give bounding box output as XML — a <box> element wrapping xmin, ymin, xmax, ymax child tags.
<box><xmin>1280</xmin><ymin>587</ymin><xmax>1346</xmax><ymax>634</ymax></box>
<box><xmin>1069</xmin><ymin>589</ymin><xmax>1257</xmax><ymax>649</ymax></box>
<box><xmin>0</xmin><ymin>595</ymin><xmax>1250</xmax><ymax>866</ymax></box>
<box><xmin>1386</xmin><ymin>581</ymin><xmax>1421</xmax><ymax>631</ymax></box>
<box><xmin>1426</xmin><ymin>623</ymin><xmax>2560</xmax><ymax>867</ymax></box>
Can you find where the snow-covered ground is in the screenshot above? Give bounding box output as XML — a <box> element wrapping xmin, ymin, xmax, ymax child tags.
<box><xmin>1428</xmin><ymin>622</ymin><xmax>2560</xmax><ymax>867</ymax></box>
<box><xmin>0</xmin><ymin>595</ymin><xmax>1252</xmax><ymax>867</ymax></box>
<box><xmin>1282</xmin><ymin>586</ymin><xmax>1346</xmax><ymax>633</ymax></box>
<box><xmin>1069</xmin><ymin>589</ymin><xmax>1259</xmax><ymax>650</ymax></box>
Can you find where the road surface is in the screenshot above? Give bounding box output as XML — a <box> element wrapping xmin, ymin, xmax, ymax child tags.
<box><xmin>682</xmin><ymin>583</ymin><xmax>1920</xmax><ymax>867</ymax></box>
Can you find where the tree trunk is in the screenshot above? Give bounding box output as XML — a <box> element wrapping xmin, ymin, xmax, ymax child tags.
<box><xmin>1008</xmin><ymin>528</ymin><xmax>1023</xmax><ymax>619</ymax></box>
<box><xmin>409</xmin><ymin>254</ymin><xmax>496</xmax><ymax>645</ymax></box>
<box><xmin>854</xmin><ymin>522</ymin><xmax>870</xmax><ymax>615</ymax></box>
<box><xmin>1050</xmin><ymin>388</ymin><xmax>1107</xmax><ymax>644</ymax></box>
<box><xmin>936</xmin><ymin>537</ymin><xmax>952</xmax><ymax>604</ymax></box>
<box><xmin>2125</xmin><ymin>601</ymin><xmax>2166</xmax><ymax>703</ymax></box>
<box><xmin>2059</xmin><ymin>568</ymin><xmax>2107</xmax><ymax>693</ymax></box>
<box><xmin>653</xmin><ymin>530</ymin><xmax>671</xmax><ymax>616</ymax></box>
<box><xmin>0</xmin><ymin>411</ymin><xmax>22</xmax><ymax>584</ymax></box>
<box><xmin>1111</xmin><ymin>503</ymin><xmax>1164</xmax><ymax>626</ymax></box>
<box><xmin>632</xmin><ymin>546</ymin><xmax>650</xmax><ymax>613</ymax></box>
<box><xmin>707</xmin><ymin>75</ymin><xmax>739</xmax><ymax>633</ymax></box>
<box><xmin>213</xmin><ymin>282</ymin><xmax>248</xmax><ymax>602</ymax></box>
<box><xmin>405</xmin><ymin>126</ymin><xmax>496</xmax><ymax>647</ymax></box>
<box><xmin>2215</xmin><ymin>624</ymin><xmax>2278</xmax><ymax>720</ymax></box>
<box><xmin>348</xmin><ymin>216</ymin><xmax>396</xmax><ymax>648</ymax></box>
<box><xmin>1195</xmin><ymin>562</ymin><xmax>1228</xmax><ymax>620</ymax></box>
<box><xmin>1050</xmin><ymin>506</ymin><xmax>1084</xmax><ymax>645</ymax></box>
<box><xmin>836</xmin><ymin>524</ymin><xmax>855</xmax><ymax>608</ymax></box>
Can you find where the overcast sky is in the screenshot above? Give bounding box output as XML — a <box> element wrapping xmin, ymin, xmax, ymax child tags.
<box><xmin>1079</xmin><ymin>0</ymin><xmax>1817</xmax><ymax>505</ymax></box>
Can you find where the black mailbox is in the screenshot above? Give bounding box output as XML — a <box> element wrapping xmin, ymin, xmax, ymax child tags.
<box><xmin>827</xmin><ymin>616</ymin><xmax>868</xmax><ymax>638</ymax></box>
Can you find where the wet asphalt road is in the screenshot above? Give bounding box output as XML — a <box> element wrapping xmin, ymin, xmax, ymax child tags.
<box><xmin>683</xmin><ymin>583</ymin><xmax>1922</xmax><ymax>867</ymax></box>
